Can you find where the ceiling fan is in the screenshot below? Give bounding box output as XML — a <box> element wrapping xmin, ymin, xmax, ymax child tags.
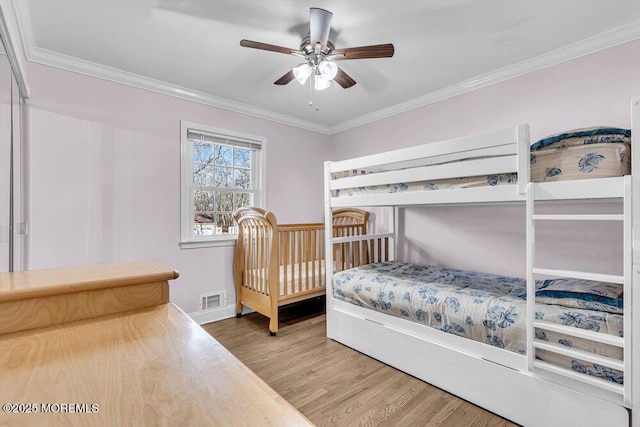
<box><xmin>239</xmin><ymin>7</ymin><xmax>394</xmax><ymax>90</ymax></box>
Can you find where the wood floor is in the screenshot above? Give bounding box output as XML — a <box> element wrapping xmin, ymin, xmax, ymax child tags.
<box><xmin>203</xmin><ymin>298</ymin><xmax>519</xmax><ymax>427</ymax></box>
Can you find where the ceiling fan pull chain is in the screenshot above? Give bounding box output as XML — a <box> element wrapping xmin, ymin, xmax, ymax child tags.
<box><xmin>309</xmin><ymin>78</ymin><xmax>320</xmax><ymax>111</ymax></box>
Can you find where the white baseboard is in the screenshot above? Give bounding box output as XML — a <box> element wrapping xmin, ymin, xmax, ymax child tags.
<box><xmin>189</xmin><ymin>303</ymin><xmax>254</xmax><ymax>326</ymax></box>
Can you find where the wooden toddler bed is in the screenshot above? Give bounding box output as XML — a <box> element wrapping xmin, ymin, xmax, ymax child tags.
<box><xmin>233</xmin><ymin>206</ymin><xmax>369</xmax><ymax>335</ymax></box>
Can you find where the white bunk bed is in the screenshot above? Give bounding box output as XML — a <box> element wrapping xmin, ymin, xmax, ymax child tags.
<box><xmin>323</xmin><ymin>98</ymin><xmax>639</xmax><ymax>427</ymax></box>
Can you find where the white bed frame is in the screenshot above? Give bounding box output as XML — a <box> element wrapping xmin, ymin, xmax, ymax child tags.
<box><xmin>323</xmin><ymin>97</ymin><xmax>639</xmax><ymax>427</ymax></box>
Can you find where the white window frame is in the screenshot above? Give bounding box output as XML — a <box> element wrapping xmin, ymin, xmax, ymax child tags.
<box><xmin>180</xmin><ymin>121</ymin><xmax>266</xmax><ymax>249</ymax></box>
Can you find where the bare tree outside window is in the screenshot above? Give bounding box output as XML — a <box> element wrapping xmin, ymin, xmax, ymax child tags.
<box><xmin>192</xmin><ymin>140</ymin><xmax>253</xmax><ymax>235</ymax></box>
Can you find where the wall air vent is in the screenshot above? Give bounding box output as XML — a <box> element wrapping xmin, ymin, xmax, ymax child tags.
<box><xmin>200</xmin><ymin>291</ymin><xmax>226</xmax><ymax>311</ymax></box>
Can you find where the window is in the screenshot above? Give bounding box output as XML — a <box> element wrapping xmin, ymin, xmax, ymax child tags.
<box><xmin>180</xmin><ymin>121</ymin><xmax>265</xmax><ymax>248</ymax></box>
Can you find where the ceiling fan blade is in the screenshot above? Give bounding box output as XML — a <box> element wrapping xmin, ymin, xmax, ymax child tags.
<box><xmin>240</xmin><ymin>39</ymin><xmax>302</xmax><ymax>56</ymax></box>
<box><xmin>309</xmin><ymin>7</ymin><xmax>333</xmax><ymax>49</ymax></box>
<box><xmin>334</xmin><ymin>67</ymin><xmax>356</xmax><ymax>89</ymax></box>
<box><xmin>274</xmin><ymin>70</ymin><xmax>295</xmax><ymax>85</ymax></box>
<box><xmin>333</xmin><ymin>43</ymin><xmax>395</xmax><ymax>60</ymax></box>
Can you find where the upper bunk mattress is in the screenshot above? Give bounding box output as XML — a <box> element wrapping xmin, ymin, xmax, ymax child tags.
<box><xmin>333</xmin><ymin>261</ymin><xmax>624</xmax><ymax>383</ymax></box>
<box><xmin>530</xmin><ymin>128</ymin><xmax>630</xmax><ymax>182</ymax></box>
<box><xmin>335</xmin><ymin>127</ymin><xmax>630</xmax><ymax>197</ymax></box>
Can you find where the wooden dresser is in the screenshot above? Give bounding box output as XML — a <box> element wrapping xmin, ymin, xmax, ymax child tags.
<box><xmin>0</xmin><ymin>261</ymin><xmax>312</xmax><ymax>426</ymax></box>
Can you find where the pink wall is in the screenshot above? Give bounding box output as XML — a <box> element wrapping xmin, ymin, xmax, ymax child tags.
<box><xmin>24</xmin><ymin>39</ymin><xmax>640</xmax><ymax>315</ymax></box>
<box><xmin>26</xmin><ymin>62</ymin><xmax>330</xmax><ymax>314</ymax></box>
<box><xmin>329</xmin><ymin>40</ymin><xmax>640</xmax><ymax>278</ymax></box>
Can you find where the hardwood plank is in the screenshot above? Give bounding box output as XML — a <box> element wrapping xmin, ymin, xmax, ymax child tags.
<box><xmin>203</xmin><ymin>298</ymin><xmax>519</xmax><ymax>426</ymax></box>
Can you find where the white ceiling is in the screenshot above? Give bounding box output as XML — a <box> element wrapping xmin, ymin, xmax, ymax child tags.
<box><xmin>13</xmin><ymin>0</ymin><xmax>640</xmax><ymax>133</ymax></box>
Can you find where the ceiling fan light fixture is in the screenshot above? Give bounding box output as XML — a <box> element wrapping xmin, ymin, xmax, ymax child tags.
<box><xmin>293</xmin><ymin>63</ymin><xmax>312</xmax><ymax>84</ymax></box>
<box><xmin>314</xmin><ymin>74</ymin><xmax>331</xmax><ymax>90</ymax></box>
<box><xmin>318</xmin><ymin>60</ymin><xmax>338</xmax><ymax>81</ymax></box>
<box><xmin>240</xmin><ymin>8</ymin><xmax>395</xmax><ymax>93</ymax></box>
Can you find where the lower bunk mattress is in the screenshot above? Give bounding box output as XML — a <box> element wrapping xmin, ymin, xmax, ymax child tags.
<box><xmin>332</xmin><ymin>262</ymin><xmax>624</xmax><ymax>384</ymax></box>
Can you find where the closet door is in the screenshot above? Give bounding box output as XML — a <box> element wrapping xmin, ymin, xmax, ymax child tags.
<box><xmin>0</xmin><ymin>43</ymin><xmax>11</xmax><ymax>272</ymax></box>
<box><xmin>10</xmin><ymin>58</ymin><xmax>24</xmax><ymax>271</ymax></box>
<box><xmin>0</xmin><ymin>37</ymin><xmax>24</xmax><ymax>272</ymax></box>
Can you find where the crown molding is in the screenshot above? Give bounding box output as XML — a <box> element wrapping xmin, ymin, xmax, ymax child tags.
<box><xmin>0</xmin><ymin>1</ymin><xmax>29</xmax><ymax>98</ymax></box>
<box><xmin>12</xmin><ymin>0</ymin><xmax>640</xmax><ymax>136</ymax></box>
<box><xmin>326</xmin><ymin>20</ymin><xmax>640</xmax><ymax>135</ymax></box>
<box><xmin>25</xmin><ymin>47</ymin><xmax>332</xmax><ymax>134</ymax></box>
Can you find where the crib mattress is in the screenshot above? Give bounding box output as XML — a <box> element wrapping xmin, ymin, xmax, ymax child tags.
<box><xmin>278</xmin><ymin>260</ymin><xmax>325</xmax><ymax>295</ymax></box>
<box><xmin>335</xmin><ymin>142</ymin><xmax>629</xmax><ymax>197</ymax></box>
<box><xmin>333</xmin><ymin>262</ymin><xmax>623</xmax><ymax>383</ymax></box>
<box><xmin>245</xmin><ymin>261</ymin><xmax>326</xmax><ymax>296</ymax></box>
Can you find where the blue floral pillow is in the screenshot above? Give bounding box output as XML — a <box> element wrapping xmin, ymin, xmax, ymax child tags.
<box><xmin>536</xmin><ymin>278</ymin><xmax>623</xmax><ymax>314</ymax></box>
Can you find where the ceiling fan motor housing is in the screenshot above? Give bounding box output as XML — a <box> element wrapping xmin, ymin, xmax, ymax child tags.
<box><xmin>300</xmin><ymin>35</ymin><xmax>335</xmax><ymax>56</ymax></box>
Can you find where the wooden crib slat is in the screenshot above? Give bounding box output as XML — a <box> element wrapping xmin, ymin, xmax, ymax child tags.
<box><xmin>298</xmin><ymin>230</ymin><xmax>302</xmax><ymax>291</ymax></box>
<box><xmin>247</xmin><ymin>222</ymin><xmax>254</xmax><ymax>292</ymax></box>
<box><xmin>351</xmin><ymin>241</ymin><xmax>357</xmax><ymax>269</ymax></box>
<box><xmin>288</xmin><ymin>230</ymin><xmax>293</xmax><ymax>293</ymax></box>
<box><xmin>259</xmin><ymin>222</ymin><xmax>264</xmax><ymax>293</ymax></box>
<box><xmin>259</xmin><ymin>222</ymin><xmax>265</xmax><ymax>294</ymax></box>
<box><xmin>250</xmin><ymin>224</ymin><xmax>254</xmax><ymax>290</ymax></box>
<box><xmin>311</xmin><ymin>229</ymin><xmax>316</xmax><ymax>290</ymax></box>
<box><xmin>253</xmin><ymin>222</ymin><xmax>258</xmax><ymax>293</ymax></box>
<box><xmin>296</xmin><ymin>231</ymin><xmax>304</xmax><ymax>291</ymax></box>
<box><xmin>305</xmin><ymin>230</ymin><xmax>311</xmax><ymax>291</ymax></box>
<box><xmin>281</xmin><ymin>230</ymin><xmax>289</xmax><ymax>296</ymax></box>
<box><xmin>290</xmin><ymin>230</ymin><xmax>296</xmax><ymax>295</ymax></box>
<box><xmin>253</xmin><ymin>222</ymin><xmax>258</xmax><ymax>292</ymax></box>
<box><xmin>320</xmin><ymin>228</ymin><xmax>325</xmax><ymax>284</ymax></box>
<box><xmin>305</xmin><ymin>230</ymin><xmax>311</xmax><ymax>290</ymax></box>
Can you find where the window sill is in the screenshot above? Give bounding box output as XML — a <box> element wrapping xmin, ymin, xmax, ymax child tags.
<box><xmin>179</xmin><ymin>237</ymin><xmax>237</xmax><ymax>249</ymax></box>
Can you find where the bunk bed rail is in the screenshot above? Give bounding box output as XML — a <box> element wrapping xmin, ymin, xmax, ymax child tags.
<box><xmin>327</xmin><ymin>124</ymin><xmax>530</xmax><ymax>208</ymax></box>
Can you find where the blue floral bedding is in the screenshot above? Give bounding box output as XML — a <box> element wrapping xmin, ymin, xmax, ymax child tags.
<box><xmin>333</xmin><ymin>262</ymin><xmax>624</xmax><ymax>383</ymax></box>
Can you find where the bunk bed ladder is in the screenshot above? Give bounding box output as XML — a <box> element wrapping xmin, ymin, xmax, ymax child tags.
<box><xmin>526</xmin><ymin>176</ymin><xmax>633</xmax><ymax>405</ymax></box>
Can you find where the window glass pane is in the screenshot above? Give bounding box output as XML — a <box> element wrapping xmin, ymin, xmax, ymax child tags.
<box><xmin>193</xmin><ymin>190</ymin><xmax>214</xmax><ymax>212</ymax></box>
<box><xmin>233</xmin><ymin>148</ymin><xmax>251</xmax><ymax>168</ymax></box>
<box><xmin>193</xmin><ymin>163</ymin><xmax>204</xmax><ymax>185</ymax></box>
<box><xmin>234</xmin><ymin>192</ymin><xmax>251</xmax><ymax>210</ymax></box>
<box><xmin>216</xmin><ymin>213</ymin><xmax>233</xmax><ymax>230</ymax></box>
<box><xmin>193</xmin><ymin>222</ymin><xmax>214</xmax><ymax>236</ymax></box>
<box><xmin>214</xmin><ymin>167</ymin><xmax>232</xmax><ymax>187</ymax></box>
<box><xmin>193</xmin><ymin>141</ymin><xmax>213</xmax><ymax>163</ymax></box>
<box><xmin>234</xmin><ymin>168</ymin><xmax>250</xmax><ymax>189</ymax></box>
<box><xmin>215</xmin><ymin>192</ymin><xmax>233</xmax><ymax>212</ymax></box>
<box><xmin>215</xmin><ymin>145</ymin><xmax>232</xmax><ymax>166</ymax></box>
<box><xmin>193</xmin><ymin>164</ymin><xmax>215</xmax><ymax>186</ymax></box>
<box><xmin>203</xmin><ymin>165</ymin><xmax>215</xmax><ymax>186</ymax></box>
<box><xmin>193</xmin><ymin>186</ymin><xmax>214</xmax><ymax>234</ymax></box>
